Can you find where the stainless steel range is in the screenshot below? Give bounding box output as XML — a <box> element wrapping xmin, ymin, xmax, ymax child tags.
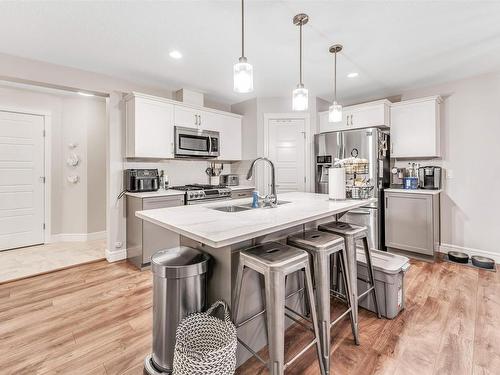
<box><xmin>170</xmin><ymin>184</ymin><xmax>232</xmax><ymax>205</ymax></box>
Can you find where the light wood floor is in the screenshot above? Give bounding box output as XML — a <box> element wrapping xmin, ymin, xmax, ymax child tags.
<box><xmin>0</xmin><ymin>258</ymin><xmax>498</xmax><ymax>375</ymax></box>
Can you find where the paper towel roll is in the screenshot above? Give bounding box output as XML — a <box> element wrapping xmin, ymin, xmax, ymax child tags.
<box><xmin>328</xmin><ymin>167</ymin><xmax>346</xmax><ymax>200</ymax></box>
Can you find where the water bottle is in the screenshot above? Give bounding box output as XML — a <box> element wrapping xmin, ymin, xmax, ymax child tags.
<box><xmin>252</xmin><ymin>191</ymin><xmax>260</xmax><ymax>208</ymax></box>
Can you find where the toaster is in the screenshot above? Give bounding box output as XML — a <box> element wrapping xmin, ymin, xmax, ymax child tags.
<box><xmin>219</xmin><ymin>174</ymin><xmax>239</xmax><ymax>186</ymax></box>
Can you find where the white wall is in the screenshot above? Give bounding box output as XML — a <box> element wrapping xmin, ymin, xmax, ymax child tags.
<box><xmin>392</xmin><ymin>72</ymin><xmax>500</xmax><ymax>258</ymax></box>
<box><xmin>0</xmin><ymin>83</ymin><xmax>106</xmax><ymax>238</ymax></box>
<box><xmin>231</xmin><ymin>95</ymin><xmax>320</xmax><ymax>193</ymax></box>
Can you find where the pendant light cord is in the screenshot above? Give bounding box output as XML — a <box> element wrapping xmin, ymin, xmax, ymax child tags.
<box><xmin>334</xmin><ymin>50</ymin><xmax>337</xmax><ymax>102</ymax></box>
<box><xmin>241</xmin><ymin>0</ymin><xmax>245</xmax><ymax>58</ymax></box>
<box><xmin>299</xmin><ymin>22</ymin><xmax>303</xmax><ymax>86</ymax></box>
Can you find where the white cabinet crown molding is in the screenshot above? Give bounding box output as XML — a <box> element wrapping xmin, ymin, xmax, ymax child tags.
<box><xmin>390</xmin><ymin>95</ymin><xmax>443</xmax><ymax>107</ymax></box>
<box><xmin>124</xmin><ymin>92</ymin><xmax>242</xmax><ymax>119</ymax></box>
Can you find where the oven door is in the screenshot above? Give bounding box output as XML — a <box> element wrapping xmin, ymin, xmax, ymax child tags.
<box><xmin>174</xmin><ymin>126</ymin><xmax>220</xmax><ymax>158</ymax></box>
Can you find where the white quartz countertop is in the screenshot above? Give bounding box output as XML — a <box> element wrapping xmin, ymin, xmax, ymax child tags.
<box><xmin>385</xmin><ymin>188</ymin><xmax>442</xmax><ymax>195</ymax></box>
<box><xmin>136</xmin><ymin>192</ymin><xmax>375</xmax><ymax>248</ymax></box>
<box><xmin>125</xmin><ymin>190</ymin><xmax>185</xmax><ymax>198</ymax></box>
<box><xmin>126</xmin><ymin>186</ymin><xmax>255</xmax><ymax>198</ymax></box>
<box><xmin>230</xmin><ymin>186</ymin><xmax>255</xmax><ymax>191</ymax></box>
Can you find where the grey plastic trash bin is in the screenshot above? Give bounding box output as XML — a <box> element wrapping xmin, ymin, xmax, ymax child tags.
<box><xmin>356</xmin><ymin>249</ymin><xmax>410</xmax><ymax>319</ymax></box>
<box><xmin>144</xmin><ymin>246</ymin><xmax>210</xmax><ymax>375</ymax></box>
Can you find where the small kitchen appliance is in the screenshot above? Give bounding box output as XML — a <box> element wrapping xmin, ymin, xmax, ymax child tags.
<box><xmin>174</xmin><ymin>126</ymin><xmax>220</xmax><ymax>158</ymax></box>
<box><xmin>125</xmin><ymin>169</ymin><xmax>159</xmax><ymax>192</ymax></box>
<box><xmin>418</xmin><ymin>166</ymin><xmax>441</xmax><ymax>190</ymax></box>
<box><xmin>220</xmin><ymin>174</ymin><xmax>239</xmax><ymax>186</ymax></box>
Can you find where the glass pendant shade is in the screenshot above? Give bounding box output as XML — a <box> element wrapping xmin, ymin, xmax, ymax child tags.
<box><xmin>292</xmin><ymin>86</ymin><xmax>308</xmax><ymax>111</ymax></box>
<box><xmin>233</xmin><ymin>59</ymin><xmax>254</xmax><ymax>93</ymax></box>
<box><xmin>329</xmin><ymin>101</ymin><xmax>343</xmax><ymax>122</ymax></box>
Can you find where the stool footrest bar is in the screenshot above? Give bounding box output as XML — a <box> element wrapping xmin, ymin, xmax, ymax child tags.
<box><xmin>358</xmin><ymin>286</ymin><xmax>375</xmax><ymax>301</ymax></box>
<box><xmin>285</xmin><ymin>287</ymin><xmax>305</xmax><ymax>300</ymax></box>
<box><xmin>237</xmin><ymin>338</ymin><xmax>267</xmax><ymax>366</ymax></box>
<box><xmin>236</xmin><ymin>309</ymin><xmax>266</xmax><ymax>328</ymax></box>
<box><xmin>330</xmin><ymin>307</ymin><xmax>352</xmax><ymax>327</ymax></box>
<box><xmin>284</xmin><ymin>339</ymin><xmax>317</xmax><ymax>369</ymax></box>
<box><xmin>285</xmin><ymin>305</ymin><xmax>312</xmax><ymax>323</ymax></box>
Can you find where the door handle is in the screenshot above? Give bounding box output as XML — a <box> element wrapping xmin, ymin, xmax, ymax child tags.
<box><xmin>348</xmin><ymin>210</ymin><xmax>371</xmax><ymax>215</ymax></box>
<box><xmin>198</xmin><ymin>114</ymin><xmax>202</xmax><ymax>126</ymax></box>
<box><xmin>208</xmin><ymin>136</ymin><xmax>212</xmax><ymax>154</ymax></box>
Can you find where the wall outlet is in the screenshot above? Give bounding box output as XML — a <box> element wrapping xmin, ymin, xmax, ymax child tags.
<box><xmin>446</xmin><ymin>169</ymin><xmax>454</xmax><ymax>179</ymax></box>
<box><xmin>115</xmin><ymin>241</ymin><xmax>123</xmax><ymax>249</ymax></box>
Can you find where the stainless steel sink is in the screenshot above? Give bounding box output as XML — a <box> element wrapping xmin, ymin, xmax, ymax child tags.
<box><xmin>210</xmin><ymin>201</ymin><xmax>292</xmax><ymax>212</ymax></box>
<box><xmin>211</xmin><ymin>205</ymin><xmax>252</xmax><ymax>213</ymax></box>
<box><xmin>237</xmin><ymin>201</ymin><xmax>292</xmax><ymax>209</ymax></box>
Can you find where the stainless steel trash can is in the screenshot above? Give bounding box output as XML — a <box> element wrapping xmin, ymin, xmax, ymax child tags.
<box><xmin>144</xmin><ymin>246</ymin><xmax>210</xmax><ymax>375</ymax></box>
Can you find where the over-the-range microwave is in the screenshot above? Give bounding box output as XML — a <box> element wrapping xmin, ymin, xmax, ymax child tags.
<box><xmin>174</xmin><ymin>126</ymin><xmax>220</xmax><ymax>158</ymax></box>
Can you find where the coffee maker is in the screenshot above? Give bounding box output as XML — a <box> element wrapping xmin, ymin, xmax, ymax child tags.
<box><xmin>418</xmin><ymin>166</ymin><xmax>441</xmax><ymax>190</ymax></box>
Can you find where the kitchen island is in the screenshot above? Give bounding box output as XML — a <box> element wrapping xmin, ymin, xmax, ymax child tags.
<box><xmin>137</xmin><ymin>192</ymin><xmax>375</xmax><ymax>364</ymax></box>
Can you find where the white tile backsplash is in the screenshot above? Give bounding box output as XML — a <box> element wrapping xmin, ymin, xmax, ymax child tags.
<box><xmin>123</xmin><ymin>160</ymin><xmax>232</xmax><ymax>187</ymax></box>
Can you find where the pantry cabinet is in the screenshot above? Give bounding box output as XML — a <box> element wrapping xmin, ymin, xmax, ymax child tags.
<box><xmin>384</xmin><ymin>190</ymin><xmax>440</xmax><ymax>256</ymax></box>
<box><xmin>125</xmin><ymin>92</ymin><xmax>242</xmax><ymax>160</ymax></box>
<box><xmin>390</xmin><ymin>96</ymin><xmax>442</xmax><ymax>158</ymax></box>
<box><xmin>318</xmin><ymin>99</ymin><xmax>391</xmax><ymax>133</ymax></box>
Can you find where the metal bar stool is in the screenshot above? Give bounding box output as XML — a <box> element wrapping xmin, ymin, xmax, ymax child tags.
<box><xmin>318</xmin><ymin>222</ymin><xmax>381</xmax><ymax>344</ymax></box>
<box><xmin>287</xmin><ymin>230</ymin><xmax>356</xmax><ymax>375</ymax></box>
<box><xmin>232</xmin><ymin>242</ymin><xmax>326</xmax><ymax>375</ymax></box>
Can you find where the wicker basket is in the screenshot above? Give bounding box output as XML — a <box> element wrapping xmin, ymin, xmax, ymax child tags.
<box><xmin>173</xmin><ymin>300</ymin><xmax>237</xmax><ymax>375</ymax></box>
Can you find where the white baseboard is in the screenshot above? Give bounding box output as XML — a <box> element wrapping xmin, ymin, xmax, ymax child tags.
<box><xmin>51</xmin><ymin>231</ymin><xmax>107</xmax><ymax>243</ymax></box>
<box><xmin>105</xmin><ymin>247</ymin><xmax>127</xmax><ymax>262</ymax></box>
<box><xmin>87</xmin><ymin>231</ymin><xmax>107</xmax><ymax>241</ymax></box>
<box><xmin>439</xmin><ymin>243</ymin><xmax>500</xmax><ymax>263</ymax></box>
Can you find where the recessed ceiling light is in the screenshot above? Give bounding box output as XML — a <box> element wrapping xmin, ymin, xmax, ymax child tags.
<box><xmin>347</xmin><ymin>72</ymin><xmax>359</xmax><ymax>78</ymax></box>
<box><xmin>77</xmin><ymin>91</ymin><xmax>94</xmax><ymax>97</ymax></box>
<box><xmin>169</xmin><ymin>50</ymin><xmax>183</xmax><ymax>59</ymax></box>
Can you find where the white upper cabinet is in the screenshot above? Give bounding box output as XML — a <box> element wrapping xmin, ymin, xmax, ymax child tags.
<box><xmin>390</xmin><ymin>96</ymin><xmax>442</xmax><ymax>158</ymax></box>
<box><xmin>204</xmin><ymin>112</ymin><xmax>242</xmax><ymax>160</ymax></box>
<box><xmin>319</xmin><ymin>99</ymin><xmax>391</xmax><ymax>133</ymax></box>
<box><xmin>125</xmin><ymin>95</ymin><xmax>174</xmax><ymax>158</ymax></box>
<box><xmin>173</xmin><ymin>106</ymin><xmax>202</xmax><ymax>129</ymax></box>
<box><xmin>125</xmin><ymin>92</ymin><xmax>242</xmax><ymax>160</ymax></box>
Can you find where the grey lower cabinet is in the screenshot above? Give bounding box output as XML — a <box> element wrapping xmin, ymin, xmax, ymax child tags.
<box><xmin>231</xmin><ymin>188</ymin><xmax>254</xmax><ymax>199</ymax></box>
<box><xmin>127</xmin><ymin>194</ymin><xmax>185</xmax><ymax>269</ymax></box>
<box><xmin>384</xmin><ymin>191</ymin><xmax>440</xmax><ymax>256</ymax></box>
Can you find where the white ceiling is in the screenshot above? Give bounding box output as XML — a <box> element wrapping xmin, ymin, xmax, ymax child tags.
<box><xmin>0</xmin><ymin>1</ymin><xmax>499</xmax><ymax>105</ymax></box>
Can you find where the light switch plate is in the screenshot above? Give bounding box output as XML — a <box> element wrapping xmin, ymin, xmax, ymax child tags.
<box><xmin>446</xmin><ymin>169</ymin><xmax>454</xmax><ymax>179</ymax></box>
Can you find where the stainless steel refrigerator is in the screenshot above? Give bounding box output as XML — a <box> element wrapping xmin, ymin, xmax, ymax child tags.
<box><xmin>314</xmin><ymin>127</ymin><xmax>390</xmax><ymax>250</ymax></box>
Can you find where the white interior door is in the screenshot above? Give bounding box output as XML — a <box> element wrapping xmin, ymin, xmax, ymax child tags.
<box><xmin>0</xmin><ymin>111</ymin><xmax>45</xmax><ymax>251</ymax></box>
<box><xmin>267</xmin><ymin>118</ymin><xmax>306</xmax><ymax>193</ymax></box>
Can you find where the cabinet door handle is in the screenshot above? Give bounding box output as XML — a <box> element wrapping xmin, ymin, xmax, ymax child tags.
<box><xmin>385</xmin><ymin>197</ymin><xmax>388</xmax><ymax>208</ymax></box>
<box><xmin>194</xmin><ymin>114</ymin><xmax>198</xmax><ymax>126</ymax></box>
<box><xmin>199</xmin><ymin>114</ymin><xmax>202</xmax><ymax>126</ymax></box>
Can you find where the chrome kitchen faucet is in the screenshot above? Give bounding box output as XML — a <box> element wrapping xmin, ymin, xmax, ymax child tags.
<box><xmin>246</xmin><ymin>157</ymin><xmax>278</xmax><ymax>207</ymax></box>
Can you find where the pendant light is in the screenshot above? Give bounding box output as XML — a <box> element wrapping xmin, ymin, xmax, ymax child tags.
<box><xmin>328</xmin><ymin>44</ymin><xmax>343</xmax><ymax>122</ymax></box>
<box><xmin>233</xmin><ymin>0</ymin><xmax>253</xmax><ymax>93</ymax></box>
<box><xmin>292</xmin><ymin>13</ymin><xmax>309</xmax><ymax>111</ymax></box>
